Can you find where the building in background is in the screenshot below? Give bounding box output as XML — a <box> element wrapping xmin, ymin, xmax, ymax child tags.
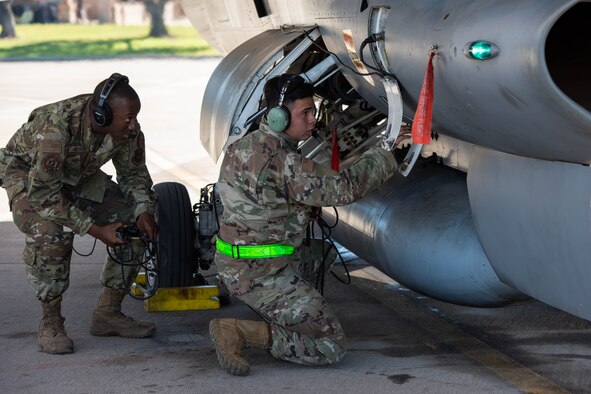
<box><xmin>10</xmin><ymin>0</ymin><xmax>188</xmax><ymax>25</ymax></box>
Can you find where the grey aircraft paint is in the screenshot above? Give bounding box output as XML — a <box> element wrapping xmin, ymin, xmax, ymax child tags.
<box><xmin>180</xmin><ymin>0</ymin><xmax>591</xmax><ymax>320</ymax></box>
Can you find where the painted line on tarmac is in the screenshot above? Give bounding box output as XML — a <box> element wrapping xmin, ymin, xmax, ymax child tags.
<box><xmin>347</xmin><ymin>265</ymin><xmax>570</xmax><ymax>394</ymax></box>
<box><xmin>145</xmin><ymin>147</ymin><xmax>203</xmax><ymax>194</ymax></box>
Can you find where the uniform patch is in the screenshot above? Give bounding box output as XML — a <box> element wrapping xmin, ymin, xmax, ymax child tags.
<box><xmin>42</xmin><ymin>154</ymin><xmax>62</xmax><ymax>176</ymax></box>
<box><xmin>41</xmin><ymin>140</ymin><xmax>63</xmax><ymax>153</ymax></box>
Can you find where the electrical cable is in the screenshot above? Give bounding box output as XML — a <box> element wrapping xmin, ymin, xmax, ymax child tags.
<box><xmin>107</xmin><ymin>228</ymin><xmax>161</xmax><ymax>300</ymax></box>
<box><xmin>309</xmin><ymin>206</ymin><xmax>351</xmax><ymax>296</ymax></box>
<box><xmin>358</xmin><ymin>33</ymin><xmax>398</xmax><ymax>80</ymax></box>
<box><xmin>72</xmin><ymin>237</ymin><xmax>98</xmax><ymax>257</ymax></box>
<box><xmin>72</xmin><ymin>226</ymin><xmax>165</xmax><ymax>300</ymax></box>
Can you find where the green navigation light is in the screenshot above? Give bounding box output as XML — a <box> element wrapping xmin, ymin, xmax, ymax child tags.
<box><xmin>470</xmin><ymin>41</ymin><xmax>492</xmax><ymax>59</ymax></box>
<box><xmin>464</xmin><ymin>41</ymin><xmax>500</xmax><ymax>60</ymax></box>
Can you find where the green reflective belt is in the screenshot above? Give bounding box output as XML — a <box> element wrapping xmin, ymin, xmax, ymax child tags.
<box><xmin>216</xmin><ymin>237</ymin><xmax>295</xmax><ymax>259</ymax></box>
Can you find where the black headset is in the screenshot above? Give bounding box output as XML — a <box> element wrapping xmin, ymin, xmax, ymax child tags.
<box><xmin>267</xmin><ymin>75</ymin><xmax>297</xmax><ymax>133</ymax></box>
<box><xmin>92</xmin><ymin>73</ymin><xmax>129</xmax><ymax>127</ymax></box>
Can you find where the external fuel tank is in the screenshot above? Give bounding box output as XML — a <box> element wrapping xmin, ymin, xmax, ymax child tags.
<box><xmin>324</xmin><ymin>162</ymin><xmax>523</xmax><ymax>307</ymax></box>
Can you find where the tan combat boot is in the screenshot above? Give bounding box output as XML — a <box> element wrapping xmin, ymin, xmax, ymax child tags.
<box><xmin>39</xmin><ymin>296</ymin><xmax>74</xmax><ymax>354</ymax></box>
<box><xmin>90</xmin><ymin>287</ymin><xmax>155</xmax><ymax>338</ymax></box>
<box><xmin>209</xmin><ymin>318</ymin><xmax>270</xmax><ymax>376</ymax></box>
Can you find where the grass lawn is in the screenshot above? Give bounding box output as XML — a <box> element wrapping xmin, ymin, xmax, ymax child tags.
<box><xmin>0</xmin><ymin>24</ymin><xmax>219</xmax><ymax>60</ymax></box>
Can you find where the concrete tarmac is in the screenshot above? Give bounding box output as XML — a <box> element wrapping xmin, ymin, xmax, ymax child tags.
<box><xmin>1</xmin><ymin>59</ymin><xmax>590</xmax><ymax>394</ymax></box>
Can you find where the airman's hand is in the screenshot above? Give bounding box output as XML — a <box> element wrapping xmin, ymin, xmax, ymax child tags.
<box><xmin>88</xmin><ymin>222</ymin><xmax>126</xmax><ymax>246</ymax></box>
<box><xmin>137</xmin><ymin>213</ymin><xmax>158</xmax><ymax>241</ymax></box>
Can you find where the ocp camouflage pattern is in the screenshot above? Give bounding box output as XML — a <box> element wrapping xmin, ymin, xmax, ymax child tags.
<box><xmin>0</xmin><ymin>94</ymin><xmax>156</xmax><ymax>301</ymax></box>
<box><xmin>0</xmin><ymin>94</ymin><xmax>157</xmax><ymax>235</ymax></box>
<box><xmin>215</xmin><ymin>122</ymin><xmax>397</xmax><ymax>365</ymax></box>
<box><xmin>217</xmin><ymin>122</ymin><xmax>397</xmax><ymax>247</ymax></box>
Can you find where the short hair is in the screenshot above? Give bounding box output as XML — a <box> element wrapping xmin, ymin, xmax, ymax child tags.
<box><xmin>92</xmin><ymin>75</ymin><xmax>139</xmax><ymax>107</ymax></box>
<box><xmin>264</xmin><ymin>74</ymin><xmax>314</xmax><ymax>109</ymax></box>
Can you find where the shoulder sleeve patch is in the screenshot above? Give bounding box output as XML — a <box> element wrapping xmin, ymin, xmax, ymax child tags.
<box><xmin>41</xmin><ymin>153</ymin><xmax>62</xmax><ymax>176</ymax></box>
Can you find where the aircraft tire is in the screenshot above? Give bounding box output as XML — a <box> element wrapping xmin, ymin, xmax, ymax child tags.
<box><xmin>153</xmin><ymin>182</ymin><xmax>196</xmax><ymax>288</ymax></box>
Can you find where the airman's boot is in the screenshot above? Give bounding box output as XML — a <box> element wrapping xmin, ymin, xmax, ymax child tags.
<box><xmin>209</xmin><ymin>318</ymin><xmax>271</xmax><ymax>376</ymax></box>
<box><xmin>90</xmin><ymin>287</ymin><xmax>155</xmax><ymax>338</ymax></box>
<box><xmin>39</xmin><ymin>296</ymin><xmax>74</xmax><ymax>354</ymax></box>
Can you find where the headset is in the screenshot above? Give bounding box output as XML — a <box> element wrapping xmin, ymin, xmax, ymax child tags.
<box><xmin>92</xmin><ymin>73</ymin><xmax>129</xmax><ymax>127</ymax></box>
<box><xmin>267</xmin><ymin>75</ymin><xmax>297</xmax><ymax>133</ymax></box>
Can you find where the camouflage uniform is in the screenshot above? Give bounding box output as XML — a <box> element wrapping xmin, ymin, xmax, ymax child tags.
<box><xmin>0</xmin><ymin>94</ymin><xmax>157</xmax><ymax>302</ymax></box>
<box><xmin>215</xmin><ymin>122</ymin><xmax>397</xmax><ymax>366</ymax></box>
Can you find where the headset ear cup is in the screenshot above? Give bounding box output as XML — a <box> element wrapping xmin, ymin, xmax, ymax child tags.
<box><xmin>92</xmin><ymin>106</ymin><xmax>106</xmax><ymax>127</ymax></box>
<box><xmin>94</xmin><ymin>73</ymin><xmax>127</xmax><ymax>127</ymax></box>
<box><xmin>92</xmin><ymin>103</ymin><xmax>112</xmax><ymax>127</ymax></box>
<box><xmin>267</xmin><ymin>105</ymin><xmax>290</xmax><ymax>132</ymax></box>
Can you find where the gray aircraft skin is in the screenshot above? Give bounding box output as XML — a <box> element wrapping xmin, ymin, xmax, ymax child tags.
<box><xmin>179</xmin><ymin>1</ymin><xmax>591</xmax><ymax>320</ymax></box>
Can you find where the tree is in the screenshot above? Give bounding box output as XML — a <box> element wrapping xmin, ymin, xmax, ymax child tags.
<box><xmin>144</xmin><ymin>0</ymin><xmax>168</xmax><ymax>38</ymax></box>
<box><xmin>0</xmin><ymin>0</ymin><xmax>16</xmax><ymax>38</ymax></box>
